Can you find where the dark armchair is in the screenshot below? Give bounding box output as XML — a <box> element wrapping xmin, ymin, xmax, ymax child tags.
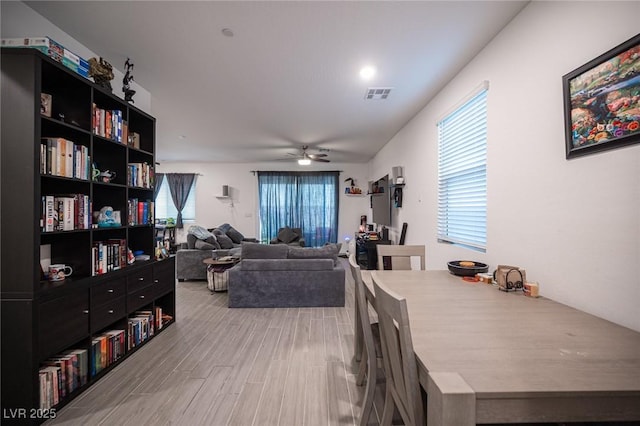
<box><xmin>270</xmin><ymin>227</ymin><xmax>306</xmax><ymax>247</ymax></box>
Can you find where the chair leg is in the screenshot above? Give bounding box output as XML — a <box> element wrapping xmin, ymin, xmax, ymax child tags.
<box><xmin>356</xmin><ymin>346</ymin><xmax>367</xmax><ymax>386</ymax></box>
<box><xmin>380</xmin><ymin>385</ymin><xmax>395</xmax><ymax>426</ymax></box>
<box><xmin>359</xmin><ymin>356</ymin><xmax>377</xmax><ymax>426</ymax></box>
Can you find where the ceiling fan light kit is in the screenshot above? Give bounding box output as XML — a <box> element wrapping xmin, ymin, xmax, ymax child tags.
<box><xmin>289</xmin><ymin>145</ymin><xmax>330</xmax><ymax>165</ymax></box>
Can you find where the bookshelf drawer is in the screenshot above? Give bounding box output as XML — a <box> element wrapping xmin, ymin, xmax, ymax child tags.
<box><xmin>38</xmin><ymin>291</ymin><xmax>89</xmax><ymax>359</ymax></box>
<box><xmin>90</xmin><ymin>297</ymin><xmax>126</xmax><ymax>333</ymax></box>
<box><xmin>127</xmin><ymin>268</ymin><xmax>153</xmax><ymax>294</ymax></box>
<box><xmin>153</xmin><ymin>277</ymin><xmax>174</xmax><ymax>299</ymax></box>
<box><xmin>91</xmin><ymin>277</ymin><xmax>126</xmax><ymax>308</ymax></box>
<box><xmin>127</xmin><ymin>286</ymin><xmax>154</xmax><ymax>312</ymax></box>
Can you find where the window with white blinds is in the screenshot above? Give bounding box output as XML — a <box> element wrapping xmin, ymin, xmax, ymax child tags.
<box><xmin>437</xmin><ymin>86</ymin><xmax>488</xmax><ymax>252</ymax></box>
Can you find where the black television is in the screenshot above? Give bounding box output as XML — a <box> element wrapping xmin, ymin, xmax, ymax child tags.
<box><xmin>371</xmin><ymin>175</ymin><xmax>391</xmax><ymax>226</ymax></box>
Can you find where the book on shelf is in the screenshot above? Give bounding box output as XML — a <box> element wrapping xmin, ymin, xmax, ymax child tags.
<box><xmin>41</xmin><ymin>194</ymin><xmax>90</xmax><ymax>232</ymax></box>
<box><xmin>41</xmin><ymin>138</ymin><xmax>90</xmax><ymax>179</ymax></box>
<box><xmin>92</xmin><ymin>104</ymin><xmax>124</xmax><ymax>143</ymax></box>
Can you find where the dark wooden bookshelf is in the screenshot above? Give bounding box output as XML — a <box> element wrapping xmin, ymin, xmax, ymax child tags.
<box><xmin>1</xmin><ymin>48</ymin><xmax>175</xmax><ymax>425</ymax></box>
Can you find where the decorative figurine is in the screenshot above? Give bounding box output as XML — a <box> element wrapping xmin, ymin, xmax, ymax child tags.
<box><xmin>123</xmin><ymin>58</ymin><xmax>136</xmax><ymax>103</ymax></box>
<box><xmin>88</xmin><ymin>57</ymin><xmax>114</xmax><ymax>91</ymax></box>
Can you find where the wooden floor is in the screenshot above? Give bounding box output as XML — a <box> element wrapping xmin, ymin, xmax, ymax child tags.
<box><xmin>47</xmin><ymin>258</ymin><xmax>380</xmax><ymax>426</ymax></box>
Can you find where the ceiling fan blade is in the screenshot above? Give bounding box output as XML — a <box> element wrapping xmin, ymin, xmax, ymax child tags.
<box><xmin>312</xmin><ymin>158</ymin><xmax>330</xmax><ymax>163</ymax></box>
<box><xmin>308</xmin><ymin>153</ymin><xmax>327</xmax><ymax>158</ymax></box>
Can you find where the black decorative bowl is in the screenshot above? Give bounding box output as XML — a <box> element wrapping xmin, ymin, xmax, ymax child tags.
<box><xmin>447</xmin><ymin>261</ymin><xmax>488</xmax><ymax>277</ymax></box>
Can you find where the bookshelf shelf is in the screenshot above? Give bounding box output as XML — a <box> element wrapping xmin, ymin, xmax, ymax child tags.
<box><xmin>1</xmin><ymin>47</ymin><xmax>175</xmax><ymax>424</ymax></box>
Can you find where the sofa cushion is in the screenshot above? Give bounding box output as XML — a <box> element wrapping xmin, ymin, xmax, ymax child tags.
<box><xmin>241</xmin><ymin>258</ymin><xmax>334</xmax><ymax>271</ymax></box>
<box><xmin>241</xmin><ymin>242</ymin><xmax>289</xmax><ymax>259</ymax></box>
<box><xmin>213</xmin><ymin>229</ymin><xmax>235</xmax><ymax>249</ymax></box>
<box><xmin>288</xmin><ymin>244</ymin><xmax>340</xmax><ymax>263</ymax></box>
<box><xmin>226</xmin><ymin>226</ymin><xmax>245</xmax><ymax>244</ymax></box>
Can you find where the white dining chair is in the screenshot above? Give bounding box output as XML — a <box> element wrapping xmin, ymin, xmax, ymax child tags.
<box><xmin>376</xmin><ymin>244</ymin><xmax>425</xmax><ymax>271</ymax></box>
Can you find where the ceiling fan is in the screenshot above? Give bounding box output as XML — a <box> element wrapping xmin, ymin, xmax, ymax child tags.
<box><xmin>287</xmin><ymin>145</ymin><xmax>330</xmax><ymax>164</ymax></box>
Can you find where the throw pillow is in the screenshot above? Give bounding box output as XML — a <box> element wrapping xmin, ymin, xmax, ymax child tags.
<box><xmin>195</xmin><ymin>240</ymin><xmax>216</xmax><ymax>250</ymax></box>
<box><xmin>226</xmin><ymin>226</ymin><xmax>245</xmax><ymax>244</ymax></box>
<box><xmin>186</xmin><ymin>233</ymin><xmax>198</xmax><ymax>249</ymax></box>
<box><xmin>204</xmin><ymin>235</ymin><xmax>221</xmax><ymax>250</ymax></box>
<box><xmin>277</xmin><ymin>227</ymin><xmax>296</xmax><ymax>244</ymax></box>
<box><xmin>188</xmin><ymin>225</ymin><xmax>215</xmax><ymax>240</ymax></box>
<box><xmin>212</xmin><ymin>229</ymin><xmax>235</xmax><ymax>249</ymax></box>
<box><xmin>241</xmin><ymin>242</ymin><xmax>289</xmax><ymax>259</ymax></box>
<box><xmin>217</xmin><ymin>223</ymin><xmax>232</xmax><ymax>233</ymax></box>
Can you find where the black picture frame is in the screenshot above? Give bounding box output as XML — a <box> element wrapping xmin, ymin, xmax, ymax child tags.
<box><xmin>562</xmin><ymin>33</ymin><xmax>640</xmax><ymax>159</ymax></box>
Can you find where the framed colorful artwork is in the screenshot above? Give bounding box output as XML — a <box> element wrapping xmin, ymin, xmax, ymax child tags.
<box><xmin>563</xmin><ymin>33</ymin><xmax>640</xmax><ymax>159</ymax></box>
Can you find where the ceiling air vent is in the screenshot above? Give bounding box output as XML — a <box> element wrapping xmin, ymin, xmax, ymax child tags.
<box><xmin>365</xmin><ymin>87</ymin><xmax>393</xmax><ymax>100</ymax></box>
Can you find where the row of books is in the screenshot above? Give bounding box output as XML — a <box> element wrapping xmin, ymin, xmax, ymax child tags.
<box><xmin>39</xmin><ymin>309</ymin><xmax>172</xmax><ymax>408</ymax></box>
<box><xmin>39</xmin><ymin>348</ymin><xmax>88</xmax><ymax>409</ymax></box>
<box><xmin>128</xmin><ymin>199</ymin><xmax>154</xmax><ymax>226</ymax></box>
<box><xmin>128</xmin><ymin>310</ymin><xmax>156</xmax><ymax>350</ymax></box>
<box><xmin>92</xmin><ymin>239</ymin><xmax>127</xmax><ymax>276</ymax></box>
<box><xmin>2</xmin><ymin>37</ymin><xmax>89</xmax><ymax>78</ymax></box>
<box><xmin>41</xmin><ymin>194</ymin><xmax>90</xmax><ymax>232</ymax></box>
<box><xmin>128</xmin><ymin>162</ymin><xmax>154</xmax><ymax>188</ymax></box>
<box><xmin>91</xmin><ymin>330</ymin><xmax>125</xmax><ymax>378</ymax></box>
<box><xmin>93</xmin><ymin>104</ymin><xmax>126</xmax><ymax>143</ymax></box>
<box><xmin>40</xmin><ymin>137</ymin><xmax>91</xmax><ymax>180</ymax></box>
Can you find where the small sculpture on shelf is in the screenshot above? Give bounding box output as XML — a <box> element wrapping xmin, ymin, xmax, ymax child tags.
<box><xmin>88</xmin><ymin>57</ymin><xmax>114</xmax><ymax>91</ymax></box>
<box><xmin>344</xmin><ymin>177</ymin><xmax>362</xmax><ymax>194</ymax></box>
<box><xmin>122</xmin><ymin>57</ymin><xmax>136</xmax><ymax>103</ymax></box>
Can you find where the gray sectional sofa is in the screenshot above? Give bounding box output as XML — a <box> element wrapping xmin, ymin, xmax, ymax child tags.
<box><xmin>176</xmin><ymin>224</ymin><xmax>256</xmax><ymax>281</ymax></box>
<box><xmin>228</xmin><ymin>243</ymin><xmax>345</xmax><ymax>308</ymax></box>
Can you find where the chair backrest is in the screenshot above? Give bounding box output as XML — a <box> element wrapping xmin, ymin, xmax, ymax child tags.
<box><xmin>348</xmin><ymin>254</ymin><xmax>377</xmax><ymax>364</ymax></box>
<box><xmin>377</xmin><ymin>245</ymin><xmax>425</xmax><ymax>270</ymax></box>
<box><xmin>372</xmin><ymin>275</ymin><xmax>424</xmax><ymax>426</ymax></box>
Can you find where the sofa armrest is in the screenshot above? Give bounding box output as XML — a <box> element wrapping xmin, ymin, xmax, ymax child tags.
<box><xmin>242</xmin><ymin>237</ymin><xmax>258</xmax><ymax>243</ymax></box>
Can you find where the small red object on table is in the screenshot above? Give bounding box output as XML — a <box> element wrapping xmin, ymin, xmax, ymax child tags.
<box><xmin>203</xmin><ymin>257</ymin><xmax>239</xmax><ymax>292</ymax></box>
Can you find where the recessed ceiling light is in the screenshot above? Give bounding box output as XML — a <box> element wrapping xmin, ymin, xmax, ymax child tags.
<box><xmin>360</xmin><ymin>66</ymin><xmax>376</xmax><ymax>80</ymax></box>
<box><xmin>222</xmin><ymin>28</ymin><xmax>234</xmax><ymax>37</ymax></box>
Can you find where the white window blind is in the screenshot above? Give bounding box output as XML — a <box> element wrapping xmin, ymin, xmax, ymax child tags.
<box><xmin>155</xmin><ymin>179</ymin><xmax>196</xmax><ymax>222</ymax></box>
<box><xmin>437</xmin><ymin>86</ymin><xmax>488</xmax><ymax>252</ymax></box>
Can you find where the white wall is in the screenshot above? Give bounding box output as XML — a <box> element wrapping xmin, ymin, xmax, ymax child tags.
<box><xmin>157</xmin><ymin>162</ymin><xmax>369</xmax><ymax>251</ymax></box>
<box><xmin>1</xmin><ymin>1</ymin><xmax>152</xmax><ymax>114</ymax></box>
<box><xmin>370</xmin><ymin>1</ymin><xmax>640</xmax><ymax>331</ymax></box>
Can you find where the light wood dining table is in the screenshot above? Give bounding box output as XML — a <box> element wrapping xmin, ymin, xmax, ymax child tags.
<box><xmin>361</xmin><ymin>270</ymin><xmax>640</xmax><ymax>425</ymax></box>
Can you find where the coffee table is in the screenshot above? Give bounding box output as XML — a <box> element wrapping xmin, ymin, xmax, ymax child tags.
<box><xmin>203</xmin><ymin>257</ymin><xmax>239</xmax><ymax>292</ymax></box>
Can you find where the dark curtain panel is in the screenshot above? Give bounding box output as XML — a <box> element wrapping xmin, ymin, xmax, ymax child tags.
<box><xmin>257</xmin><ymin>171</ymin><xmax>339</xmax><ymax>247</ymax></box>
<box><xmin>165</xmin><ymin>173</ymin><xmax>196</xmax><ymax>228</ymax></box>
<box><xmin>154</xmin><ymin>173</ymin><xmax>165</xmax><ymax>200</ymax></box>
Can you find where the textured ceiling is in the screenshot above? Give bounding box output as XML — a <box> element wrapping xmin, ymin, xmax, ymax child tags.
<box><xmin>25</xmin><ymin>1</ymin><xmax>528</xmax><ymax>163</ymax></box>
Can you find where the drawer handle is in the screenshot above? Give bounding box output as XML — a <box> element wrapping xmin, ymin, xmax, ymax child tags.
<box><xmin>139</xmin><ymin>295</ymin><xmax>145</xmax><ymax>299</ymax></box>
<box><xmin>83</xmin><ymin>310</ymin><xmax>89</xmax><ymax>314</ymax></box>
<box><xmin>138</xmin><ymin>277</ymin><xmax>145</xmax><ymax>281</ymax></box>
<box><xmin>108</xmin><ymin>310</ymin><xmax>114</xmax><ymax>314</ymax></box>
<box><xmin>108</xmin><ymin>289</ymin><xmax>114</xmax><ymax>293</ymax></box>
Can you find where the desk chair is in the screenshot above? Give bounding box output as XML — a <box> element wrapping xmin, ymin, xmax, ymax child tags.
<box><xmin>348</xmin><ymin>255</ymin><xmax>383</xmax><ymax>426</ymax></box>
<box><xmin>372</xmin><ymin>275</ymin><xmax>424</xmax><ymax>426</ymax></box>
<box><xmin>376</xmin><ymin>245</ymin><xmax>425</xmax><ymax>271</ymax></box>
